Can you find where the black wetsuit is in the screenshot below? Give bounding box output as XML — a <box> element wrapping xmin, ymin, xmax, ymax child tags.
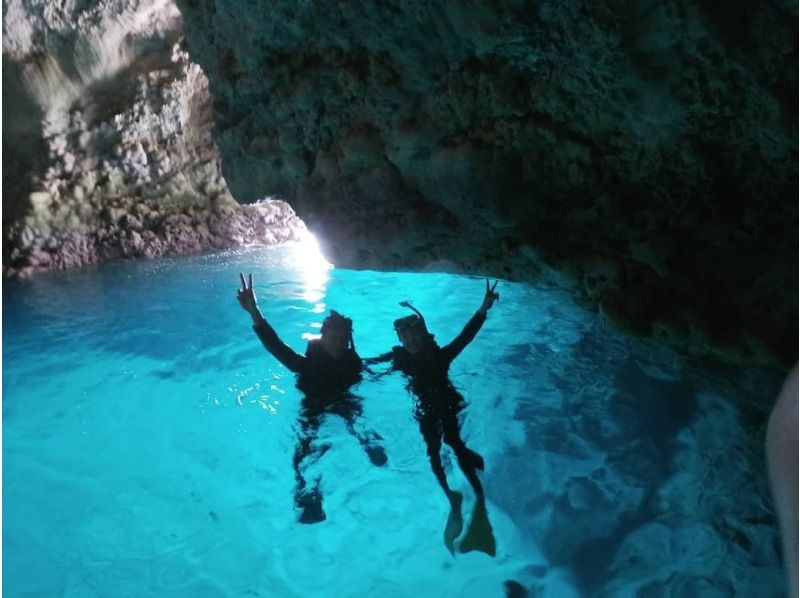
<box><xmin>254</xmin><ymin>318</ymin><xmax>362</xmax><ymax>394</ymax></box>
<box><xmin>253</xmin><ymin>318</ymin><xmax>384</xmax><ymax>523</ymax></box>
<box><xmin>369</xmin><ymin>311</ymin><xmax>487</xmax><ymax>498</ymax></box>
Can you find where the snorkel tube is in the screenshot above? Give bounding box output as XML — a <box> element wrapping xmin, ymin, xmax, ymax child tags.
<box><xmin>394</xmin><ymin>301</ymin><xmax>435</xmax><ymax>346</ymax></box>
<box><xmin>399</xmin><ymin>301</ymin><xmax>426</xmax><ymax>327</ymax></box>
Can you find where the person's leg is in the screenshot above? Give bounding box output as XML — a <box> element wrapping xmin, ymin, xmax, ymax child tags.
<box><xmin>293</xmin><ymin>415</ymin><xmax>327</xmax><ymax>524</ymax></box>
<box><xmin>342</xmin><ymin>401</ymin><xmax>388</xmax><ymax>467</ymax></box>
<box><xmin>418</xmin><ymin>413</ymin><xmax>464</xmax><ymax>553</ymax></box>
<box><xmin>418</xmin><ymin>415</ymin><xmax>451</xmax><ymax>495</ymax></box>
<box><xmin>439</xmin><ymin>410</ymin><xmax>496</xmax><ymax>556</ymax></box>
<box><xmin>442</xmin><ymin>412</ymin><xmax>485</xmax><ymax>498</ymax></box>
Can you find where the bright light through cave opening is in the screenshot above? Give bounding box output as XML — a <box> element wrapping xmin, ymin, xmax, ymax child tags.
<box><xmin>290</xmin><ymin>227</ymin><xmax>334</xmax><ymax>317</ymax></box>
<box><xmin>294</xmin><ymin>226</ymin><xmax>333</xmax><ymax>276</ymax></box>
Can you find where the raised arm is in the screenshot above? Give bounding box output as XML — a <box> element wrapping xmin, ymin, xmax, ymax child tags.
<box><xmin>441</xmin><ymin>279</ymin><xmax>499</xmax><ymax>363</ymax></box>
<box><xmin>238</xmin><ymin>272</ymin><xmax>306</xmax><ymax>373</ymax></box>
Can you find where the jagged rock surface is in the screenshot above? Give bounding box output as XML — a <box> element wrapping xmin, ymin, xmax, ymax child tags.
<box><xmin>2</xmin><ymin>0</ymin><xmax>303</xmax><ymax>277</ymax></box>
<box><xmin>177</xmin><ymin>0</ymin><xmax>797</xmax><ymax>365</ymax></box>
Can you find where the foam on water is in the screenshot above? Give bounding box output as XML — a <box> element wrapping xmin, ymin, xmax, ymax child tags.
<box><xmin>3</xmin><ymin>244</ymin><xmax>787</xmax><ymax>597</ymax></box>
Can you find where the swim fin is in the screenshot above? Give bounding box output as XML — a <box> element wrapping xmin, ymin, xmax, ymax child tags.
<box><xmin>443</xmin><ymin>491</ymin><xmax>464</xmax><ymax>554</ymax></box>
<box><xmin>458</xmin><ymin>499</ymin><xmax>496</xmax><ymax>557</ymax></box>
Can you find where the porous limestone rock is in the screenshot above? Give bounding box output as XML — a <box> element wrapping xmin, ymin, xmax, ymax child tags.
<box><xmin>177</xmin><ymin>0</ymin><xmax>797</xmax><ymax>365</ymax></box>
<box><xmin>2</xmin><ymin>0</ymin><xmax>303</xmax><ymax>277</ymax></box>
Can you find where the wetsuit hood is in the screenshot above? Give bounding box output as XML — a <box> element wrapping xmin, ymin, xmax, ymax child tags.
<box><xmin>321</xmin><ymin>310</ymin><xmax>356</xmax><ymax>351</ymax></box>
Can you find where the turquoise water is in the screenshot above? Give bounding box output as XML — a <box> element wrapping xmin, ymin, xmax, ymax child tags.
<box><xmin>3</xmin><ymin>243</ymin><xmax>787</xmax><ymax>597</ymax></box>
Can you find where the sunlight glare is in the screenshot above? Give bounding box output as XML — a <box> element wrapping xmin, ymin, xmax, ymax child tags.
<box><xmin>292</xmin><ymin>229</ymin><xmax>333</xmax><ymax>304</ymax></box>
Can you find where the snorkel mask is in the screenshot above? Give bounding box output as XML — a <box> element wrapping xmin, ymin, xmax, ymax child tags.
<box><xmin>393</xmin><ymin>301</ymin><xmax>435</xmax><ymax>353</ymax></box>
<box><xmin>393</xmin><ymin>301</ymin><xmax>427</xmax><ymax>333</ymax></box>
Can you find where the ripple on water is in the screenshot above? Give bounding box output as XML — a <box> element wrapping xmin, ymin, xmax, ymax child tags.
<box><xmin>2</xmin><ymin>245</ymin><xmax>787</xmax><ymax>597</ymax></box>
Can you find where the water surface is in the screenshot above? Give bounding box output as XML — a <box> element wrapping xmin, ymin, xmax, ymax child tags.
<box><xmin>3</xmin><ymin>243</ymin><xmax>787</xmax><ymax>596</ymax></box>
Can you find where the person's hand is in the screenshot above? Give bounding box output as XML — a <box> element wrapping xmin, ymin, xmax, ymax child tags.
<box><xmin>237</xmin><ymin>272</ymin><xmax>259</xmax><ymax>316</ymax></box>
<box><xmin>478</xmin><ymin>279</ymin><xmax>500</xmax><ymax>314</ymax></box>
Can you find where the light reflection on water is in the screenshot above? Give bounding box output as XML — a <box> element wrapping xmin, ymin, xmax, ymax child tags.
<box><xmin>291</xmin><ymin>229</ymin><xmax>333</xmax><ymax>305</ymax></box>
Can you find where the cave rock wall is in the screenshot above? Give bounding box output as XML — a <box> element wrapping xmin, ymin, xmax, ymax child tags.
<box><xmin>2</xmin><ymin>0</ymin><xmax>302</xmax><ymax>277</ymax></box>
<box><xmin>177</xmin><ymin>0</ymin><xmax>798</xmax><ymax>364</ymax></box>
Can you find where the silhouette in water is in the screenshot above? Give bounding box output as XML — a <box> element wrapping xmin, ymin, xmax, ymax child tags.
<box><xmin>237</xmin><ymin>273</ymin><xmax>387</xmax><ymax>524</ymax></box>
<box><xmin>367</xmin><ymin>279</ymin><xmax>500</xmax><ymax>555</ymax></box>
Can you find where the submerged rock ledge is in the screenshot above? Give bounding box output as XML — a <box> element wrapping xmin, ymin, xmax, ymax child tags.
<box><xmin>3</xmin><ymin>194</ymin><xmax>301</xmax><ymax>278</ymax></box>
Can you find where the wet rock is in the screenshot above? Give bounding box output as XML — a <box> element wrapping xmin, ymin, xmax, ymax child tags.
<box><xmin>3</xmin><ymin>2</ymin><xmax>303</xmax><ymax>279</ymax></box>
<box><xmin>29</xmin><ymin>192</ymin><xmax>52</xmax><ymax>215</ymax></box>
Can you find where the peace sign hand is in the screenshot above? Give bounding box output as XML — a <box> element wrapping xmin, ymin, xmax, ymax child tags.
<box><xmin>479</xmin><ymin>279</ymin><xmax>500</xmax><ymax>314</ymax></box>
<box><xmin>237</xmin><ymin>272</ymin><xmax>259</xmax><ymax>315</ymax></box>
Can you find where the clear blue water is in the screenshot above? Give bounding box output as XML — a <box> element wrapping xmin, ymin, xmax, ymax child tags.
<box><xmin>3</xmin><ymin>243</ymin><xmax>788</xmax><ymax>597</ymax></box>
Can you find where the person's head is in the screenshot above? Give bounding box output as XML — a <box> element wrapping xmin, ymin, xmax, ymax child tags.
<box><xmin>320</xmin><ymin>310</ymin><xmax>354</xmax><ymax>358</ymax></box>
<box><xmin>393</xmin><ymin>302</ymin><xmax>432</xmax><ymax>354</ymax></box>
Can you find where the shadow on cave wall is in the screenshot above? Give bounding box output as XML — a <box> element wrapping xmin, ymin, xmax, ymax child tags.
<box><xmin>694</xmin><ymin>0</ymin><xmax>799</xmax><ymax>124</ymax></box>
<box><xmin>2</xmin><ymin>56</ymin><xmax>47</xmax><ymax>238</ymax></box>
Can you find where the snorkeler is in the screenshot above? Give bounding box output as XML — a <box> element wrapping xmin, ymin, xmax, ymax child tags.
<box><xmin>237</xmin><ymin>273</ymin><xmax>387</xmax><ymax>524</ymax></box>
<box><xmin>367</xmin><ymin>279</ymin><xmax>500</xmax><ymax>555</ymax></box>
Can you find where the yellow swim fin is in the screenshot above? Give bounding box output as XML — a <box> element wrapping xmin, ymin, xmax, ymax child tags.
<box><xmin>443</xmin><ymin>491</ymin><xmax>464</xmax><ymax>554</ymax></box>
<box><xmin>458</xmin><ymin>499</ymin><xmax>496</xmax><ymax>557</ymax></box>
